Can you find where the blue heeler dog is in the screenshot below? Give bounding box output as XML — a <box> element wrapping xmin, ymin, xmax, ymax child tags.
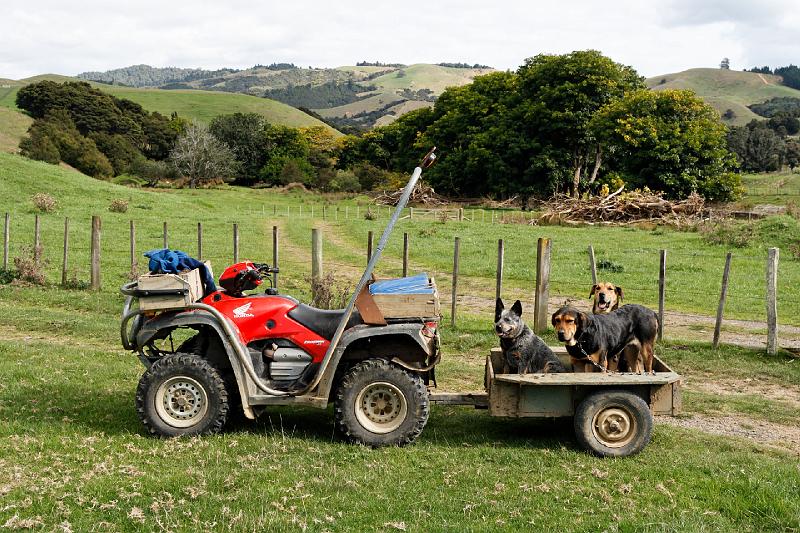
<box><xmin>494</xmin><ymin>299</ymin><xmax>566</xmax><ymax>374</ymax></box>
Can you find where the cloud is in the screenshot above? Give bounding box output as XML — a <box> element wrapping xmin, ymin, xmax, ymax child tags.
<box><xmin>0</xmin><ymin>0</ymin><xmax>797</xmax><ymax>80</ymax></box>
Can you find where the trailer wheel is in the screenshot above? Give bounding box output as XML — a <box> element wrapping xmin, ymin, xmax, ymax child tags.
<box><xmin>334</xmin><ymin>359</ymin><xmax>429</xmax><ymax>447</ymax></box>
<box><xmin>136</xmin><ymin>353</ymin><xmax>229</xmax><ymax>437</ymax></box>
<box><xmin>574</xmin><ymin>389</ymin><xmax>652</xmax><ymax>457</ymax></box>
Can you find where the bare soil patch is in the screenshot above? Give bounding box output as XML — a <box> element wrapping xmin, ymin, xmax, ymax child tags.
<box><xmin>658</xmin><ymin>414</ymin><xmax>800</xmax><ymax>455</ymax></box>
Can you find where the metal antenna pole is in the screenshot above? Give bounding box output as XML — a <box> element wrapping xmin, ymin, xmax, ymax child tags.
<box><xmin>299</xmin><ymin>148</ymin><xmax>437</xmax><ymax>394</ymax></box>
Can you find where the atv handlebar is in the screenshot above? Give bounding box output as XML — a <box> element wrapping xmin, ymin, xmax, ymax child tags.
<box><xmin>253</xmin><ymin>263</ymin><xmax>279</xmax><ymax>275</ymax></box>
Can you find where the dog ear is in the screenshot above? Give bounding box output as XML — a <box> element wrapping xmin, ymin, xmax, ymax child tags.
<box><xmin>615</xmin><ymin>286</ymin><xmax>624</xmax><ymax>301</ymax></box>
<box><xmin>551</xmin><ymin>311</ymin><xmax>559</xmax><ymax>326</ymax></box>
<box><xmin>495</xmin><ymin>298</ymin><xmax>504</xmax><ymax>321</ymax></box>
<box><xmin>589</xmin><ymin>284</ymin><xmax>599</xmax><ymax>297</ymax></box>
<box><xmin>511</xmin><ymin>300</ymin><xmax>523</xmax><ymax>317</ymax></box>
<box><xmin>577</xmin><ymin>311</ymin><xmax>589</xmax><ymax>331</ymax></box>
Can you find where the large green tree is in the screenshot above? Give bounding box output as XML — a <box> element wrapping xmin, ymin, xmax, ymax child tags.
<box><xmin>209</xmin><ymin>112</ymin><xmax>269</xmax><ymax>184</ymax></box>
<box><xmin>592</xmin><ymin>89</ymin><xmax>741</xmax><ymax>201</ymax></box>
<box><xmin>516</xmin><ymin>50</ymin><xmax>644</xmax><ymax>196</ymax></box>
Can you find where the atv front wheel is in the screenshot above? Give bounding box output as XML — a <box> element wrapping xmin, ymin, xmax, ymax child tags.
<box><xmin>334</xmin><ymin>359</ymin><xmax>429</xmax><ymax>447</ymax></box>
<box><xmin>136</xmin><ymin>353</ymin><xmax>229</xmax><ymax>437</ymax></box>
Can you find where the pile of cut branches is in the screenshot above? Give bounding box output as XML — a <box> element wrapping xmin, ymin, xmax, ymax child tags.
<box><xmin>539</xmin><ymin>187</ymin><xmax>708</xmax><ymax>226</ymax></box>
<box><xmin>372</xmin><ymin>182</ymin><xmax>449</xmax><ymax>207</ymax></box>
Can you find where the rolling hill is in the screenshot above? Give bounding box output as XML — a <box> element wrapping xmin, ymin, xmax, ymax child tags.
<box><xmin>78</xmin><ymin>63</ymin><xmax>494</xmax><ymax>129</ymax></box>
<box><xmin>646</xmin><ymin>68</ymin><xmax>800</xmax><ymax>126</ymax></box>
<box><xmin>0</xmin><ymin>74</ymin><xmax>339</xmax><ymax>154</ymax></box>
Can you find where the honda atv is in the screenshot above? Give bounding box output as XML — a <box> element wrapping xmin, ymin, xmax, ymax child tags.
<box><xmin>120</xmin><ymin>149</ymin><xmax>440</xmax><ymax>446</ymax></box>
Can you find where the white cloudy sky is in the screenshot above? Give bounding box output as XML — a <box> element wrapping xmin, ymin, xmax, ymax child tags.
<box><xmin>1</xmin><ymin>0</ymin><xmax>798</xmax><ymax>79</ymax></box>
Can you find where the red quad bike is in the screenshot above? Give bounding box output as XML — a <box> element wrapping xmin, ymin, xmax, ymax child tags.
<box><xmin>120</xmin><ymin>149</ymin><xmax>439</xmax><ymax>446</ymax></box>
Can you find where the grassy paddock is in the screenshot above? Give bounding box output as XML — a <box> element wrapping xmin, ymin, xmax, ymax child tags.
<box><xmin>1</xmin><ymin>153</ymin><xmax>800</xmax><ymax>530</ymax></box>
<box><xmin>1</xmin><ymin>154</ymin><xmax>798</xmax><ymax>327</ymax></box>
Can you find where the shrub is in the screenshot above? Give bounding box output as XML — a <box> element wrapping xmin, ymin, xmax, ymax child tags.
<box><xmin>31</xmin><ymin>193</ymin><xmax>57</xmax><ymax>213</ymax></box>
<box><xmin>19</xmin><ymin>130</ymin><xmax>60</xmax><ymax>163</ymax></box>
<box><xmin>0</xmin><ymin>268</ymin><xmax>19</xmax><ymax>284</ymax></box>
<box><xmin>109</xmin><ymin>199</ymin><xmax>129</xmax><ymax>213</ymax></box>
<box><xmin>63</xmin><ymin>269</ymin><xmax>90</xmax><ymax>290</ymax></box>
<box><xmin>13</xmin><ymin>246</ymin><xmax>46</xmax><ymax>285</ymax></box>
<box><xmin>306</xmin><ymin>272</ymin><xmax>351</xmax><ymax>309</ymax></box>
<box><xmin>328</xmin><ymin>170</ymin><xmax>361</xmax><ymax>192</ymax></box>
<box><xmin>129</xmin><ymin>156</ymin><xmax>179</xmax><ymax>187</ymax></box>
<box><xmin>597</xmin><ymin>259</ymin><xmax>625</xmax><ymax>273</ymax></box>
<box><xmin>698</xmin><ymin>219</ymin><xmax>756</xmax><ymax>248</ymax></box>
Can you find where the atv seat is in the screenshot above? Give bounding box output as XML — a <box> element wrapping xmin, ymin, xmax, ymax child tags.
<box><xmin>288</xmin><ymin>304</ymin><xmax>363</xmax><ymax>340</ymax></box>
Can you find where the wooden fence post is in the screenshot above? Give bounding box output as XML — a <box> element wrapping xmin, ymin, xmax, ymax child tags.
<box><xmin>534</xmin><ymin>238</ymin><xmax>551</xmax><ymax>334</ymax></box>
<box><xmin>409</xmin><ymin>207</ymin><xmax>414</xmax><ymax>220</ymax></box>
<box><xmin>658</xmin><ymin>250</ymin><xmax>667</xmax><ymax>342</ymax></box>
<box><xmin>367</xmin><ymin>230</ymin><xmax>374</xmax><ymax>264</ymax></box>
<box><xmin>62</xmin><ymin>217</ymin><xmax>69</xmax><ymax>285</ymax></box>
<box><xmin>273</xmin><ymin>205</ymin><xmax>277</xmax><ymax>216</ymax></box>
<box><xmin>588</xmin><ymin>245</ymin><xmax>597</xmax><ymax>285</ymax></box>
<box><xmin>323</xmin><ymin>205</ymin><xmax>327</xmax><ymax>220</ymax></box>
<box><xmin>197</xmin><ymin>222</ymin><xmax>203</xmax><ymax>261</ymax></box>
<box><xmin>162</xmin><ymin>221</ymin><xmax>168</xmax><ymax>249</ymax></box>
<box><xmin>712</xmin><ymin>252</ymin><xmax>732</xmax><ymax>349</ymax></box>
<box><xmin>233</xmin><ymin>223</ymin><xmax>239</xmax><ymax>263</ymax></box>
<box><xmin>3</xmin><ymin>212</ymin><xmax>8</xmax><ymax>270</ymax></box>
<box><xmin>90</xmin><ymin>216</ymin><xmax>101</xmax><ymax>290</ymax></box>
<box><xmin>129</xmin><ymin>220</ymin><xmax>136</xmax><ymax>275</ymax></box>
<box><xmin>34</xmin><ymin>214</ymin><xmax>41</xmax><ymax>263</ymax></box>
<box><xmin>458</xmin><ymin>207</ymin><xmax>464</xmax><ymax>221</ymax></box>
<box><xmin>402</xmin><ymin>232</ymin><xmax>409</xmax><ymax>278</ymax></box>
<box><xmin>451</xmin><ymin>236</ymin><xmax>461</xmax><ymax>328</ymax></box>
<box><xmin>272</xmin><ymin>225</ymin><xmax>279</xmax><ymax>289</ymax></box>
<box><xmin>766</xmin><ymin>247</ymin><xmax>779</xmax><ymax>355</ymax></box>
<box><xmin>312</xmin><ymin>228</ymin><xmax>322</xmax><ymax>282</ymax></box>
<box><xmin>496</xmin><ymin>238</ymin><xmax>504</xmax><ymax>301</ymax></box>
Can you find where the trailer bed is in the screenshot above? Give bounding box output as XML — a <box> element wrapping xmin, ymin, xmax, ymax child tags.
<box><xmin>430</xmin><ymin>347</ymin><xmax>682</xmax><ymax>418</ymax></box>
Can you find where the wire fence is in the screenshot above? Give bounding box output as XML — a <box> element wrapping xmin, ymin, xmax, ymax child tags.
<box><xmin>2</xmin><ymin>210</ymin><xmax>798</xmax><ymax>353</ymax></box>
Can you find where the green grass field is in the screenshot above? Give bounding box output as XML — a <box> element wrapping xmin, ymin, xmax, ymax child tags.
<box><xmin>646</xmin><ymin>68</ymin><xmax>800</xmax><ymax>126</ymax></box>
<box><xmin>0</xmin><ymin>106</ymin><xmax>32</xmax><ymax>153</ymax></box>
<box><xmin>0</xmin><ymin>75</ymin><xmax>336</xmax><ymax>132</ymax></box>
<box><xmin>1</xmin><ymin>153</ymin><xmax>799</xmax><ymax>531</ymax></box>
<box><xmin>369</xmin><ymin>64</ymin><xmax>491</xmax><ymax>95</ymax></box>
<box><xmin>740</xmin><ymin>170</ymin><xmax>800</xmax><ymax>204</ymax></box>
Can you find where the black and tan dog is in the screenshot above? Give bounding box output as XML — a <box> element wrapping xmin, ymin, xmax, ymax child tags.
<box><xmin>495</xmin><ymin>299</ymin><xmax>566</xmax><ymax>374</ymax></box>
<box><xmin>551</xmin><ymin>304</ymin><xmax>658</xmax><ymax>374</ymax></box>
<box><xmin>590</xmin><ymin>282</ymin><xmax>623</xmax><ymax>314</ymax></box>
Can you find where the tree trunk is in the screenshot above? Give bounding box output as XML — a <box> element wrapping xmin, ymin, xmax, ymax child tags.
<box><xmin>588</xmin><ymin>146</ymin><xmax>603</xmax><ymax>185</ymax></box>
<box><xmin>572</xmin><ymin>153</ymin><xmax>583</xmax><ymax>197</ymax></box>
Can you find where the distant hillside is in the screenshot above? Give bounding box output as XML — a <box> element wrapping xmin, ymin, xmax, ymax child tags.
<box><xmin>646</xmin><ymin>68</ymin><xmax>800</xmax><ymax>126</ymax></box>
<box><xmin>78</xmin><ymin>64</ymin><xmax>239</xmax><ymax>87</ymax></box>
<box><xmin>0</xmin><ymin>74</ymin><xmax>338</xmax><ymax>153</ymax></box>
<box><xmin>78</xmin><ymin>63</ymin><xmax>494</xmax><ymax>129</ymax></box>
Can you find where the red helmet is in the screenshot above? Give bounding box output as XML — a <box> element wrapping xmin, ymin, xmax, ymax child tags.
<box><xmin>219</xmin><ymin>261</ymin><xmax>262</xmax><ymax>296</ymax></box>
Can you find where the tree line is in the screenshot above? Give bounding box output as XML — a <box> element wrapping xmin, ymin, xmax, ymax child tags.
<box><xmin>745</xmin><ymin>65</ymin><xmax>800</xmax><ymax>91</ymax></box>
<box><xmin>24</xmin><ymin>51</ymin><xmax>788</xmax><ymax>202</ymax></box>
<box><xmin>338</xmin><ymin>51</ymin><xmax>741</xmax><ymax>201</ymax></box>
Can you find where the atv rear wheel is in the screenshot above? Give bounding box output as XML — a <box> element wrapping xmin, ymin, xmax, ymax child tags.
<box><xmin>334</xmin><ymin>359</ymin><xmax>429</xmax><ymax>447</ymax></box>
<box><xmin>136</xmin><ymin>353</ymin><xmax>229</xmax><ymax>437</ymax></box>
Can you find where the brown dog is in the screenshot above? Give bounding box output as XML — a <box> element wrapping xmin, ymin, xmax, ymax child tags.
<box><xmin>590</xmin><ymin>282</ymin><xmax>623</xmax><ymax>314</ymax></box>
<box><xmin>551</xmin><ymin>305</ymin><xmax>658</xmax><ymax>374</ymax></box>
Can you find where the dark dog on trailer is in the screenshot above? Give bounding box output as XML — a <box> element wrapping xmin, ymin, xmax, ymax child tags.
<box><xmin>551</xmin><ymin>304</ymin><xmax>658</xmax><ymax>374</ymax></box>
<box><xmin>494</xmin><ymin>299</ymin><xmax>566</xmax><ymax>374</ymax></box>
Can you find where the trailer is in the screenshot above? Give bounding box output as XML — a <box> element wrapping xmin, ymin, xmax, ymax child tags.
<box><xmin>431</xmin><ymin>347</ymin><xmax>682</xmax><ymax>457</ymax></box>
